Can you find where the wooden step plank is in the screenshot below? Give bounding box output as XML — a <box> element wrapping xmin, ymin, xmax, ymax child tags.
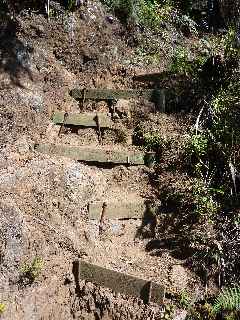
<box><xmin>70</xmin><ymin>88</ymin><xmax>164</xmax><ymax>103</ymax></box>
<box><xmin>52</xmin><ymin>112</ymin><xmax>113</xmax><ymax>128</ymax></box>
<box><xmin>34</xmin><ymin>143</ymin><xmax>152</xmax><ymax>166</ymax></box>
<box><xmin>78</xmin><ymin>260</ymin><xmax>165</xmax><ymax>304</ymax></box>
<box><xmin>88</xmin><ymin>200</ymin><xmax>156</xmax><ymax>219</ymax></box>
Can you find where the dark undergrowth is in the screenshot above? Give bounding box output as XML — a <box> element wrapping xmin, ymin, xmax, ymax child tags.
<box><xmin>133</xmin><ymin>25</ymin><xmax>240</xmax><ymax>319</ymax></box>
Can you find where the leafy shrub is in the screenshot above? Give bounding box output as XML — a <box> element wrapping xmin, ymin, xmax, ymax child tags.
<box><xmin>170</xmin><ymin>47</ymin><xmax>193</xmax><ymax>75</ymax></box>
<box><xmin>175</xmin><ymin>14</ymin><xmax>198</xmax><ymax>35</ymax></box>
<box><xmin>193</xmin><ymin>180</ymin><xmax>219</xmax><ymax>218</ymax></box>
<box><xmin>137</xmin><ymin>0</ymin><xmax>163</xmax><ymax>29</ymax></box>
<box><xmin>185</xmin><ymin>288</ymin><xmax>240</xmax><ymax>319</ymax></box>
<box><xmin>20</xmin><ymin>257</ymin><xmax>44</xmax><ymax>285</ymax></box>
<box><xmin>221</xmin><ymin>28</ymin><xmax>240</xmax><ymax>59</ymax></box>
<box><xmin>186</xmin><ymin>302</ymin><xmax>215</xmax><ymax>320</ymax></box>
<box><xmin>211</xmin><ymin>82</ymin><xmax>240</xmax><ymax>148</ymax></box>
<box><xmin>142</xmin><ymin>133</ymin><xmax>163</xmax><ymax>152</ymax></box>
<box><xmin>188</xmin><ymin>134</ymin><xmax>208</xmax><ymax>157</ymax></box>
<box><xmin>178</xmin><ymin>289</ymin><xmax>191</xmax><ymax>309</ymax></box>
<box><xmin>133</xmin><ymin>125</ymin><xmax>163</xmax><ymax>153</ymax></box>
<box><xmin>0</xmin><ymin>303</ymin><xmax>6</xmax><ymax>315</ymax></box>
<box><xmin>170</xmin><ymin>46</ymin><xmax>209</xmax><ymax>76</ymax></box>
<box><xmin>101</xmin><ymin>0</ymin><xmax>175</xmax><ymax>30</ymax></box>
<box><xmin>213</xmin><ymin>286</ymin><xmax>240</xmax><ymax>315</ymax></box>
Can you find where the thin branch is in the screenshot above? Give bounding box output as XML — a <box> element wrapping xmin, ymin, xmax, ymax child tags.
<box><xmin>195</xmin><ymin>105</ymin><xmax>205</xmax><ymax>135</ymax></box>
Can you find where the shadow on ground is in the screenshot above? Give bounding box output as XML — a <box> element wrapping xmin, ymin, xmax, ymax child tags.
<box><xmin>135</xmin><ymin>201</ymin><xmax>158</xmax><ymax>239</ymax></box>
<box><xmin>0</xmin><ymin>18</ymin><xmax>33</xmax><ymax>87</ymax></box>
<box><xmin>135</xmin><ymin>198</ymin><xmax>195</xmax><ymax>260</ymax></box>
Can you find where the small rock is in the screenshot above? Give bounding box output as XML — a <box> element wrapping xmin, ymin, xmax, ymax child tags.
<box><xmin>170</xmin><ymin>265</ymin><xmax>189</xmax><ymax>291</ymax></box>
<box><xmin>106</xmin><ymin>15</ymin><xmax>114</xmax><ymax>23</ymax></box>
<box><xmin>111</xmin><ymin>222</ymin><xmax>125</xmax><ymax>236</ymax></box>
<box><xmin>174</xmin><ymin>309</ymin><xmax>187</xmax><ymax>320</ymax></box>
<box><xmin>31</xmin><ymin>93</ymin><xmax>44</xmax><ymax>112</ymax></box>
<box><xmin>64</xmin><ymin>272</ymin><xmax>74</xmax><ymax>284</ymax></box>
<box><xmin>32</xmin><ymin>24</ymin><xmax>45</xmax><ymax>37</ymax></box>
<box><xmin>85</xmin><ymin>220</ymin><xmax>99</xmax><ymax>242</ymax></box>
<box><xmin>88</xmin><ymin>296</ymin><xmax>96</xmax><ymax>311</ymax></box>
<box><xmin>114</xmin><ymin>99</ymin><xmax>131</xmax><ymax>119</ymax></box>
<box><xmin>15</xmin><ymin>137</ymin><xmax>30</xmax><ymax>155</ymax></box>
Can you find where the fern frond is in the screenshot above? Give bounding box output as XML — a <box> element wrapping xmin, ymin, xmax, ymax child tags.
<box><xmin>213</xmin><ymin>286</ymin><xmax>240</xmax><ymax>314</ymax></box>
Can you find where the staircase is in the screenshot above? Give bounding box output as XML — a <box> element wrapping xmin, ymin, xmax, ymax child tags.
<box><xmin>35</xmin><ymin>87</ymin><xmax>167</xmax><ymax>304</ymax></box>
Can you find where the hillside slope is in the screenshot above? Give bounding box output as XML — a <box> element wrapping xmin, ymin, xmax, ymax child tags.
<box><xmin>1</xmin><ymin>1</ymin><xmax>235</xmax><ymax>319</ymax></box>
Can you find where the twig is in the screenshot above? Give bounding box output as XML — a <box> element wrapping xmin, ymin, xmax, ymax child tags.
<box><xmin>229</xmin><ymin>161</ymin><xmax>237</xmax><ymax>194</ymax></box>
<box><xmin>58</xmin><ymin>112</ymin><xmax>68</xmax><ymax>137</ymax></box>
<box><xmin>99</xmin><ymin>202</ymin><xmax>107</xmax><ymax>234</ymax></box>
<box><xmin>96</xmin><ymin>113</ymin><xmax>102</xmax><ymax>144</ymax></box>
<box><xmin>82</xmin><ymin>88</ymin><xmax>86</xmax><ymax>109</ymax></box>
<box><xmin>195</xmin><ymin>105</ymin><xmax>205</xmax><ymax>135</ymax></box>
<box><xmin>45</xmin><ymin>0</ymin><xmax>50</xmax><ymax>21</ymax></box>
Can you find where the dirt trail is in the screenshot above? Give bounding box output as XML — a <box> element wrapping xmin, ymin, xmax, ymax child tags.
<box><xmin>32</xmin><ymin>87</ymin><xmax>198</xmax><ymax>319</ymax></box>
<box><xmin>0</xmin><ymin>3</ymin><xmax>202</xmax><ymax>319</ymax></box>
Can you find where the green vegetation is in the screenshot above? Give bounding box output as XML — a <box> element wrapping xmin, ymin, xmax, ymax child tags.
<box><xmin>133</xmin><ymin>124</ymin><xmax>164</xmax><ymax>155</ymax></box>
<box><xmin>162</xmin><ymin>304</ymin><xmax>175</xmax><ymax>319</ymax></box>
<box><xmin>170</xmin><ymin>47</ymin><xmax>193</xmax><ymax>75</ymax></box>
<box><xmin>186</xmin><ymin>302</ymin><xmax>215</xmax><ymax>319</ymax></box>
<box><xmin>100</xmin><ymin>0</ymin><xmax>176</xmax><ymax>29</ymax></box>
<box><xmin>141</xmin><ymin>133</ymin><xmax>163</xmax><ymax>152</ymax></box>
<box><xmin>0</xmin><ymin>303</ymin><xmax>6</xmax><ymax>315</ymax></box>
<box><xmin>128</xmin><ymin>12</ymin><xmax>240</xmax><ymax>320</ymax></box>
<box><xmin>213</xmin><ymin>286</ymin><xmax>240</xmax><ymax>316</ymax></box>
<box><xmin>183</xmin><ymin>287</ymin><xmax>240</xmax><ymax>319</ymax></box>
<box><xmin>138</xmin><ymin>0</ymin><xmax>174</xmax><ymax>29</ymax></box>
<box><xmin>100</xmin><ymin>0</ymin><xmax>203</xmax><ymax>36</ymax></box>
<box><xmin>193</xmin><ymin>181</ymin><xmax>220</xmax><ymax>218</ymax></box>
<box><xmin>188</xmin><ymin>134</ymin><xmax>208</xmax><ymax>157</ymax></box>
<box><xmin>145</xmin><ymin>21</ymin><xmax>240</xmax><ymax>320</ymax></box>
<box><xmin>169</xmin><ymin>45</ymin><xmax>210</xmax><ymax>77</ymax></box>
<box><xmin>178</xmin><ymin>289</ymin><xmax>191</xmax><ymax>309</ymax></box>
<box><xmin>20</xmin><ymin>257</ymin><xmax>44</xmax><ymax>285</ymax></box>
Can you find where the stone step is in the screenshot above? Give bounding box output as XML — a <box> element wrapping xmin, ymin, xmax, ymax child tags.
<box><xmin>52</xmin><ymin>111</ymin><xmax>113</xmax><ymax>128</ymax></box>
<box><xmin>34</xmin><ymin>143</ymin><xmax>155</xmax><ymax>166</ymax></box>
<box><xmin>77</xmin><ymin>260</ymin><xmax>165</xmax><ymax>304</ymax></box>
